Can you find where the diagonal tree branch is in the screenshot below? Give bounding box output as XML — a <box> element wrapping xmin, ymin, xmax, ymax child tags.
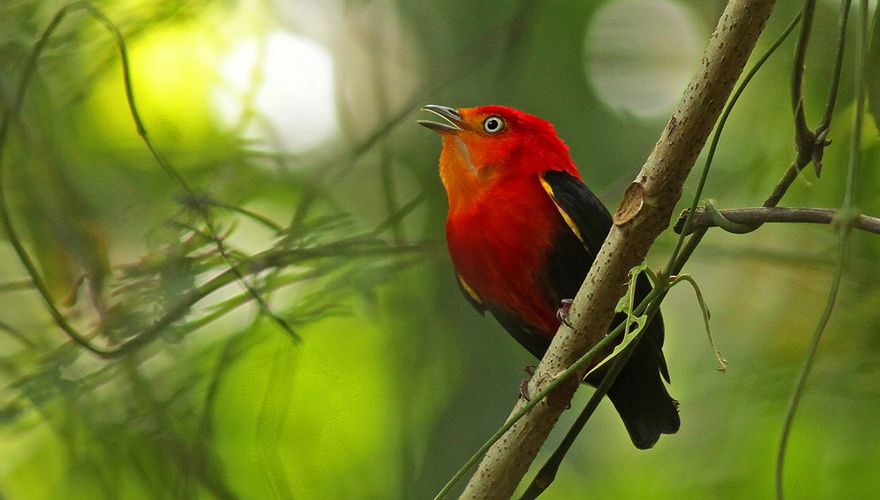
<box><xmin>459</xmin><ymin>1</ymin><xmax>777</xmax><ymax>497</ymax></box>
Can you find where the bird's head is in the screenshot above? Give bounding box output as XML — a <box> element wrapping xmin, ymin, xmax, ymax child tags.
<box><xmin>419</xmin><ymin>105</ymin><xmax>576</xmax><ymax>209</ymax></box>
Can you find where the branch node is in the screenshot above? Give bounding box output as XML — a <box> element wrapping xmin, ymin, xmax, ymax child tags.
<box><xmin>704</xmin><ymin>200</ymin><xmax>761</xmax><ymax>234</ymax></box>
<box><xmin>811</xmin><ymin>127</ymin><xmax>833</xmax><ymax>177</ymax></box>
<box><xmin>831</xmin><ymin>206</ymin><xmax>861</xmax><ymax>231</ymax></box>
<box><xmin>613</xmin><ymin>182</ymin><xmax>645</xmax><ymax>226</ymax></box>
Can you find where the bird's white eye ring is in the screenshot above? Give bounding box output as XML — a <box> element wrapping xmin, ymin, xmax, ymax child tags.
<box><xmin>482</xmin><ymin>115</ymin><xmax>505</xmax><ymax>134</ymax></box>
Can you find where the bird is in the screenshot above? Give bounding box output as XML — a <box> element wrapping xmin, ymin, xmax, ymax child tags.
<box><xmin>419</xmin><ymin>104</ymin><xmax>679</xmax><ymax>449</ymax></box>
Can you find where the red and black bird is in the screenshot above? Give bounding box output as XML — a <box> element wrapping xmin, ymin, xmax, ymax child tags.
<box><xmin>420</xmin><ymin>104</ymin><xmax>679</xmax><ymax>449</ymax></box>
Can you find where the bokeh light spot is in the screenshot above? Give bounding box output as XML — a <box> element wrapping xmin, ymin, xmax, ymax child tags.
<box><xmin>214</xmin><ymin>31</ymin><xmax>339</xmax><ymax>152</ymax></box>
<box><xmin>87</xmin><ymin>23</ymin><xmax>218</xmax><ymax>149</ymax></box>
<box><xmin>585</xmin><ymin>0</ymin><xmax>701</xmax><ymax>117</ymax></box>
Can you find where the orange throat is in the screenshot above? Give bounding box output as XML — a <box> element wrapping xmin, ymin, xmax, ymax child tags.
<box><xmin>439</xmin><ymin>136</ymin><xmax>497</xmax><ymax>212</ymax></box>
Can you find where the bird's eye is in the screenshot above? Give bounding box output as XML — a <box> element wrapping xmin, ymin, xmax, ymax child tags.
<box><xmin>482</xmin><ymin>116</ymin><xmax>505</xmax><ymax>134</ymax></box>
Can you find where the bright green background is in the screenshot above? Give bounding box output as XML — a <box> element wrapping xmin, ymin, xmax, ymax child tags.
<box><xmin>1</xmin><ymin>1</ymin><xmax>879</xmax><ymax>498</ymax></box>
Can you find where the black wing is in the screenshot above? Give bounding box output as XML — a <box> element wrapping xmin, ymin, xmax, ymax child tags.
<box><xmin>539</xmin><ymin>170</ymin><xmax>612</xmax><ymax>310</ymax></box>
<box><xmin>540</xmin><ymin>170</ymin><xmax>613</xmax><ymax>258</ymax></box>
<box><xmin>540</xmin><ymin>170</ymin><xmax>679</xmax><ymax>449</ymax></box>
<box><xmin>540</xmin><ymin>170</ymin><xmax>669</xmax><ymax>380</ymax></box>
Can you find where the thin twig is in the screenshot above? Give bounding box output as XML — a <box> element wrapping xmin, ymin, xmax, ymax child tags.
<box><xmin>668</xmin><ymin>10</ymin><xmax>803</xmax><ymax>271</ymax></box>
<box><xmin>287</xmin><ymin>5</ymin><xmax>547</xmax><ymax>230</ymax></box>
<box><xmin>0</xmin><ymin>1</ymin><xmax>111</xmax><ymax>356</ymax></box>
<box><xmin>762</xmin><ymin>158</ymin><xmax>806</xmax><ymax>208</ymax></box>
<box><xmin>775</xmin><ymin>2</ymin><xmax>867</xmax><ymax>498</ymax></box>
<box><xmin>791</xmin><ymin>0</ymin><xmax>817</xmax><ymax>160</ymax></box>
<box><xmin>0</xmin><ymin>2</ymin><xmax>302</xmax><ymax>354</ymax></box>
<box><xmin>371</xmin><ymin>190</ymin><xmax>428</xmax><ymax>237</ymax></box>
<box><xmin>817</xmin><ymin>0</ymin><xmax>853</xmax><ymax>134</ymax></box>
<box><xmin>674</xmin><ymin>206</ymin><xmax>880</xmax><ymax>235</ymax></box>
<box><xmin>765</xmin><ymin>0</ymin><xmax>852</xmax><ymax>206</ymax></box>
<box><xmin>0</xmin><ymin>279</ymin><xmax>35</xmax><ymax>294</ymax></box>
<box><xmin>196</xmin><ymin>198</ymin><xmax>285</xmax><ymax>234</ymax></box>
<box><xmin>91</xmin><ymin>241</ymin><xmax>434</xmax><ymax>358</ymax></box>
<box><xmin>86</xmin><ymin>5</ymin><xmax>300</xmax><ymax>342</ymax></box>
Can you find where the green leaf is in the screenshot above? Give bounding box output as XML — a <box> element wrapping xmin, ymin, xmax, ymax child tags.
<box><xmin>670</xmin><ymin>274</ymin><xmax>728</xmax><ymax>372</ymax></box>
<box><xmin>589</xmin><ymin>262</ymin><xmax>649</xmax><ymax>377</ymax></box>
<box><xmin>586</xmin><ymin>314</ymin><xmax>647</xmax><ymax>378</ymax></box>
<box><xmin>614</xmin><ymin>261</ymin><xmax>647</xmax><ymax>313</ymax></box>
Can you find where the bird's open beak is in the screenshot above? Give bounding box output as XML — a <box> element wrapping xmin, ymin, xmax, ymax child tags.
<box><xmin>418</xmin><ymin>104</ymin><xmax>465</xmax><ymax>134</ymax></box>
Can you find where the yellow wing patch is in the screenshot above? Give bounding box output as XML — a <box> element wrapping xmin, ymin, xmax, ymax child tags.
<box><xmin>539</xmin><ymin>174</ymin><xmax>585</xmax><ymax>244</ymax></box>
<box><xmin>457</xmin><ymin>274</ymin><xmax>482</xmax><ymax>305</ymax></box>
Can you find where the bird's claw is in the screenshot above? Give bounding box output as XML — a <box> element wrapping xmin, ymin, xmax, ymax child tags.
<box><xmin>518</xmin><ymin>367</ymin><xmax>571</xmax><ymax>409</ymax></box>
<box><xmin>519</xmin><ymin>378</ymin><xmax>532</xmax><ymax>401</ymax></box>
<box><xmin>519</xmin><ymin>366</ymin><xmax>537</xmax><ymax>400</ymax></box>
<box><xmin>556</xmin><ymin>298</ymin><xmax>574</xmax><ymax>328</ymax></box>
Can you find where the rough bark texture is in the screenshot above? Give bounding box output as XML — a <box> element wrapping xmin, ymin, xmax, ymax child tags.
<box><xmin>460</xmin><ymin>1</ymin><xmax>777</xmax><ymax>498</ymax></box>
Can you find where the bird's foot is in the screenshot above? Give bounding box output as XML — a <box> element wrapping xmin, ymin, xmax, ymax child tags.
<box><xmin>518</xmin><ymin>366</ymin><xmax>572</xmax><ymax>409</ymax></box>
<box><xmin>518</xmin><ymin>366</ymin><xmax>537</xmax><ymax>401</ymax></box>
<box><xmin>556</xmin><ymin>298</ymin><xmax>574</xmax><ymax>328</ymax></box>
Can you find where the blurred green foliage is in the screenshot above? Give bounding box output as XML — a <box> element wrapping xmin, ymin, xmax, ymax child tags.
<box><xmin>1</xmin><ymin>0</ymin><xmax>879</xmax><ymax>499</ymax></box>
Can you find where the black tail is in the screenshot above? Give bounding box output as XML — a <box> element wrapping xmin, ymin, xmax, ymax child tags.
<box><xmin>603</xmin><ymin>333</ymin><xmax>680</xmax><ymax>449</ymax></box>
